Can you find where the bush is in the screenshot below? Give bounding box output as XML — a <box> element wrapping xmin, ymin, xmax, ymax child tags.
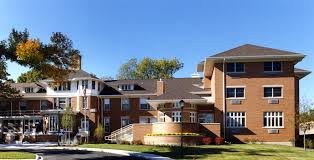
<box><xmin>93</xmin><ymin>125</ymin><xmax>104</xmax><ymax>143</ymax></box>
<box><xmin>202</xmin><ymin>137</ymin><xmax>213</xmax><ymax>145</ymax></box>
<box><xmin>308</xmin><ymin>139</ymin><xmax>314</xmax><ymax>149</ymax></box>
<box><xmin>215</xmin><ymin>137</ymin><xmax>224</xmax><ymax>145</ymax></box>
<box><xmin>305</xmin><ymin>139</ymin><xmax>311</xmax><ymax>148</ymax></box>
<box><xmin>132</xmin><ymin>140</ymin><xmax>143</xmax><ymax>145</ymax></box>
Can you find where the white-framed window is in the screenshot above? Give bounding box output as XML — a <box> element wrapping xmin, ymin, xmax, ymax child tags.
<box><xmin>190</xmin><ymin>112</ymin><xmax>197</xmax><ymax>123</ymax></box>
<box><xmin>59</xmin><ymin>98</ymin><xmax>66</xmax><ymax>109</ymax></box>
<box><xmin>159</xmin><ymin>112</ymin><xmax>166</xmax><ymax>122</ymax></box>
<box><xmin>68</xmin><ymin>98</ymin><xmax>72</xmax><ymax>108</ymax></box>
<box><xmin>54</xmin><ymin>82</ymin><xmax>71</xmax><ymax>91</ymax></box>
<box><xmin>82</xmin><ymin>80</ymin><xmax>88</xmax><ymax>89</ymax></box>
<box><xmin>140</xmin><ymin>98</ymin><xmax>150</xmax><ymax>110</ymax></box>
<box><xmin>227</xmin><ymin>62</ymin><xmax>245</xmax><ymax>73</ymax></box>
<box><xmin>121</xmin><ymin>116</ymin><xmax>130</xmax><ymax>127</ymax></box>
<box><xmin>151</xmin><ymin>116</ymin><xmax>157</xmax><ymax>123</ymax></box>
<box><xmin>104</xmin><ymin>117</ymin><xmax>110</xmax><ymax>133</ymax></box>
<box><xmin>19</xmin><ymin>101</ymin><xmax>27</xmax><ymax>111</ymax></box>
<box><xmin>172</xmin><ymin>111</ymin><xmax>182</xmax><ymax>122</ymax></box>
<box><xmin>263</xmin><ymin>112</ymin><xmax>284</xmax><ymax>128</ymax></box>
<box><xmin>104</xmin><ymin>98</ymin><xmax>110</xmax><ymax>111</ymax></box>
<box><xmin>121</xmin><ymin>98</ymin><xmax>130</xmax><ymax>111</ymax></box>
<box><xmin>92</xmin><ymin>81</ymin><xmax>96</xmax><ymax>89</ymax></box>
<box><xmin>226</xmin><ymin>87</ymin><xmax>245</xmax><ymax>99</ymax></box>
<box><xmin>118</xmin><ymin>84</ymin><xmax>134</xmax><ymax>91</ymax></box>
<box><xmin>198</xmin><ymin>113</ymin><xmax>214</xmax><ymax>123</ymax></box>
<box><xmin>264</xmin><ymin>86</ymin><xmax>283</xmax><ymax>98</ymax></box>
<box><xmin>264</xmin><ymin>61</ymin><xmax>282</xmax><ymax>72</ymax></box>
<box><xmin>24</xmin><ymin>87</ymin><xmax>34</xmax><ymax>93</ymax></box>
<box><xmin>173</xmin><ymin>102</ymin><xmax>181</xmax><ymax>108</ymax></box>
<box><xmin>81</xmin><ymin>118</ymin><xmax>90</xmax><ymax>131</ymax></box>
<box><xmin>82</xmin><ymin>97</ymin><xmax>88</xmax><ymax>109</ymax></box>
<box><xmin>48</xmin><ymin>115</ymin><xmax>58</xmax><ymax>132</ymax></box>
<box><xmin>40</xmin><ymin>100</ymin><xmax>47</xmax><ymax>110</ymax></box>
<box><xmin>226</xmin><ymin>112</ymin><xmax>246</xmax><ymax>128</ymax></box>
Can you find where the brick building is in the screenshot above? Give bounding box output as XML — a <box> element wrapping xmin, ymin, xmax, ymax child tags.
<box><xmin>0</xmin><ymin>44</ymin><xmax>310</xmax><ymax>145</ymax></box>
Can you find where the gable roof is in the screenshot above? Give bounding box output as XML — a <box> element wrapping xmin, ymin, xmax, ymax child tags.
<box><xmin>10</xmin><ymin>82</ymin><xmax>47</xmax><ymax>96</ymax></box>
<box><xmin>211</xmin><ymin>44</ymin><xmax>304</xmax><ymax>58</ymax></box>
<box><xmin>44</xmin><ymin>69</ymin><xmax>98</xmax><ymax>81</ymax></box>
<box><xmin>294</xmin><ymin>68</ymin><xmax>311</xmax><ymax>79</ymax></box>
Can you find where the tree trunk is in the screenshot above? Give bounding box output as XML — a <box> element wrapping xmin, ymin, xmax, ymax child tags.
<box><xmin>304</xmin><ymin>131</ymin><xmax>306</xmax><ymax>151</ymax></box>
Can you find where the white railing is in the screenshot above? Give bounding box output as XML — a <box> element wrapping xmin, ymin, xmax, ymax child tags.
<box><xmin>105</xmin><ymin>124</ymin><xmax>133</xmax><ymax>142</ymax></box>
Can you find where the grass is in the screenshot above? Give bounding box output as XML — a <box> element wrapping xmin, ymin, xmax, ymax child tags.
<box><xmin>80</xmin><ymin>143</ymin><xmax>314</xmax><ymax>160</ymax></box>
<box><xmin>0</xmin><ymin>151</ymin><xmax>35</xmax><ymax>159</ymax></box>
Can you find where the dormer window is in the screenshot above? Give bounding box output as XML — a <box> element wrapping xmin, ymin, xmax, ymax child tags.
<box><xmin>264</xmin><ymin>62</ymin><xmax>282</xmax><ymax>72</ymax></box>
<box><xmin>118</xmin><ymin>84</ymin><xmax>134</xmax><ymax>91</ymax></box>
<box><xmin>24</xmin><ymin>87</ymin><xmax>34</xmax><ymax>93</ymax></box>
<box><xmin>227</xmin><ymin>62</ymin><xmax>245</xmax><ymax>73</ymax></box>
<box><xmin>54</xmin><ymin>82</ymin><xmax>71</xmax><ymax>91</ymax></box>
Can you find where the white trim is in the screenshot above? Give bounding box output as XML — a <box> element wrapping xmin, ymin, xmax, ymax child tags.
<box><xmin>263</xmin><ymin>86</ymin><xmax>284</xmax><ymax>98</ymax></box>
<box><xmin>263</xmin><ymin>111</ymin><xmax>284</xmax><ymax>128</ymax></box>
<box><xmin>226</xmin><ymin>112</ymin><xmax>246</xmax><ymax>128</ymax></box>
<box><xmin>226</xmin><ymin>86</ymin><xmax>246</xmax><ymax>99</ymax></box>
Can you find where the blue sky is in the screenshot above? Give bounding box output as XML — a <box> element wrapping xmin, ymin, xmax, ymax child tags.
<box><xmin>0</xmin><ymin>0</ymin><xmax>313</xmax><ymax>99</ymax></box>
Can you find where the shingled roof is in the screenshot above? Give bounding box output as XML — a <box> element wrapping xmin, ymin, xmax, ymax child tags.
<box><xmin>44</xmin><ymin>69</ymin><xmax>97</xmax><ymax>81</ymax></box>
<box><xmin>211</xmin><ymin>44</ymin><xmax>304</xmax><ymax>58</ymax></box>
<box><xmin>11</xmin><ymin>82</ymin><xmax>47</xmax><ymax>96</ymax></box>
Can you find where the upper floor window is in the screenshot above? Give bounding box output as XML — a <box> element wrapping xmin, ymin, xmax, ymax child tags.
<box><xmin>172</xmin><ymin>111</ymin><xmax>182</xmax><ymax>122</ymax></box>
<box><xmin>140</xmin><ymin>98</ymin><xmax>150</xmax><ymax>110</ymax></box>
<box><xmin>226</xmin><ymin>87</ymin><xmax>245</xmax><ymax>99</ymax></box>
<box><xmin>190</xmin><ymin>112</ymin><xmax>197</xmax><ymax>123</ymax></box>
<box><xmin>24</xmin><ymin>87</ymin><xmax>34</xmax><ymax>93</ymax></box>
<box><xmin>173</xmin><ymin>102</ymin><xmax>181</xmax><ymax>108</ymax></box>
<box><xmin>198</xmin><ymin>113</ymin><xmax>214</xmax><ymax>123</ymax></box>
<box><xmin>264</xmin><ymin>62</ymin><xmax>282</xmax><ymax>72</ymax></box>
<box><xmin>263</xmin><ymin>112</ymin><xmax>283</xmax><ymax>128</ymax></box>
<box><xmin>82</xmin><ymin>97</ymin><xmax>88</xmax><ymax>109</ymax></box>
<box><xmin>40</xmin><ymin>100</ymin><xmax>48</xmax><ymax>110</ymax></box>
<box><xmin>226</xmin><ymin>112</ymin><xmax>246</xmax><ymax>128</ymax></box>
<box><xmin>104</xmin><ymin>98</ymin><xmax>110</xmax><ymax>111</ymax></box>
<box><xmin>92</xmin><ymin>81</ymin><xmax>96</xmax><ymax>90</ymax></box>
<box><xmin>121</xmin><ymin>98</ymin><xmax>130</xmax><ymax>111</ymax></box>
<box><xmin>118</xmin><ymin>84</ymin><xmax>134</xmax><ymax>91</ymax></box>
<box><xmin>59</xmin><ymin>98</ymin><xmax>66</xmax><ymax>109</ymax></box>
<box><xmin>54</xmin><ymin>82</ymin><xmax>71</xmax><ymax>91</ymax></box>
<box><xmin>264</xmin><ymin>86</ymin><xmax>282</xmax><ymax>98</ymax></box>
<box><xmin>82</xmin><ymin>80</ymin><xmax>88</xmax><ymax>89</ymax></box>
<box><xmin>227</xmin><ymin>62</ymin><xmax>245</xmax><ymax>73</ymax></box>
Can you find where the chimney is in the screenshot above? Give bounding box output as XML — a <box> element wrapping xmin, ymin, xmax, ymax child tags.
<box><xmin>157</xmin><ymin>78</ymin><xmax>165</xmax><ymax>96</ymax></box>
<box><xmin>71</xmin><ymin>54</ymin><xmax>82</xmax><ymax>70</ymax></box>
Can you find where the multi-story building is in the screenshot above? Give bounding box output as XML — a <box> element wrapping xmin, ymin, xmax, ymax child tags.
<box><xmin>0</xmin><ymin>44</ymin><xmax>310</xmax><ymax>146</ymax></box>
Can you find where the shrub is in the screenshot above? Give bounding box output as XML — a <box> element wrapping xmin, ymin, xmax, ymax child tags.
<box><xmin>305</xmin><ymin>139</ymin><xmax>311</xmax><ymax>148</ymax></box>
<box><xmin>202</xmin><ymin>137</ymin><xmax>213</xmax><ymax>145</ymax></box>
<box><xmin>215</xmin><ymin>137</ymin><xmax>224</xmax><ymax>145</ymax></box>
<box><xmin>93</xmin><ymin>125</ymin><xmax>104</xmax><ymax>143</ymax></box>
<box><xmin>132</xmin><ymin>140</ymin><xmax>143</xmax><ymax>145</ymax></box>
<box><xmin>308</xmin><ymin>140</ymin><xmax>314</xmax><ymax>149</ymax></box>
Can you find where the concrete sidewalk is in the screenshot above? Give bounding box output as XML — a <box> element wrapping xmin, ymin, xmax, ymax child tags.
<box><xmin>0</xmin><ymin>144</ymin><xmax>173</xmax><ymax>160</ymax></box>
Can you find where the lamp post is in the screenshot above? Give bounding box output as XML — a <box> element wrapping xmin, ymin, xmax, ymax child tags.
<box><xmin>179</xmin><ymin>99</ymin><xmax>185</xmax><ymax>158</ymax></box>
<box><xmin>83</xmin><ymin>86</ymin><xmax>88</xmax><ymax>143</ymax></box>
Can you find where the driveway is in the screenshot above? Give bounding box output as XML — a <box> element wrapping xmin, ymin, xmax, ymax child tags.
<box><xmin>0</xmin><ymin>148</ymin><xmax>146</xmax><ymax>160</ymax></box>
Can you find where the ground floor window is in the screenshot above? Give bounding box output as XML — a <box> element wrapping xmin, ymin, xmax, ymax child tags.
<box><xmin>104</xmin><ymin>117</ymin><xmax>110</xmax><ymax>133</ymax></box>
<box><xmin>48</xmin><ymin>115</ymin><xmax>59</xmax><ymax>132</ymax></box>
<box><xmin>81</xmin><ymin>118</ymin><xmax>90</xmax><ymax>131</ymax></box>
<box><xmin>159</xmin><ymin>112</ymin><xmax>166</xmax><ymax>122</ymax></box>
<box><xmin>172</xmin><ymin>111</ymin><xmax>182</xmax><ymax>122</ymax></box>
<box><xmin>190</xmin><ymin>112</ymin><xmax>197</xmax><ymax>123</ymax></box>
<box><xmin>121</xmin><ymin>116</ymin><xmax>130</xmax><ymax>127</ymax></box>
<box><xmin>226</xmin><ymin>112</ymin><xmax>246</xmax><ymax>128</ymax></box>
<box><xmin>198</xmin><ymin>113</ymin><xmax>214</xmax><ymax>123</ymax></box>
<box><xmin>263</xmin><ymin>112</ymin><xmax>283</xmax><ymax>128</ymax></box>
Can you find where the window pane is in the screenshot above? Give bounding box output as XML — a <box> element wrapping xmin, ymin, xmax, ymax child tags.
<box><xmin>227</xmin><ymin>63</ymin><xmax>235</xmax><ymax>72</ymax></box>
<box><xmin>273</xmin><ymin>62</ymin><xmax>281</xmax><ymax>71</ymax></box>
<box><xmin>273</xmin><ymin>87</ymin><xmax>282</xmax><ymax>97</ymax></box>
<box><xmin>264</xmin><ymin>87</ymin><xmax>272</xmax><ymax>97</ymax></box>
<box><xmin>226</xmin><ymin>88</ymin><xmax>235</xmax><ymax>98</ymax></box>
<box><xmin>236</xmin><ymin>63</ymin><xmax>245</xmax><ymax>72</ymax></box>
<box><xmin>264</xmin><ymin>62</ymin><xmax>273</xmax><ymax>71</ymax></box>
<box><xmin>236</xmin><ymin>88</ymin><xmax>244</xmax><ymax>97</ymax></box>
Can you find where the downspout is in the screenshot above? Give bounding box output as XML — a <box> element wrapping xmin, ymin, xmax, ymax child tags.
<box><xmin>222</xmin><ymin>58</ymin><xmax>226</xmax><ymax>139</ymax></box>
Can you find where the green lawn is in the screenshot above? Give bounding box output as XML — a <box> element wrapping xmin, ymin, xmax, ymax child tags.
<box><xmin>80</xmin><ymin>143</ymin><xmax>314</xmax><ymax>160</ymax></box>
<box><xmin>0</xmin><ymin>151</ymin><xmax>35</xmax><ymax>159</ymax></box>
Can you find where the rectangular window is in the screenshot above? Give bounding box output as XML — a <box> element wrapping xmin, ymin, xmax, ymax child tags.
<box><xmin>19</xmin><ymin>101</ymin><xmax>27</xmax><ymax>111</ymax></box>
<box><xmin>81</xmin><ymin>118</ymin><xmax>90</xmax><ymax>131</ymax></box>
<box><xmin>140</xmin><ymin>98</ymin><xmax>150</xmax><ymax>110</ymax></box>
<box><xmin>104</xmin><ymin>117</ymin><xmax>110</xmax><ymax>133</ymax></box>
<box><xmin>98</xmin><ymin>82</ymin><xmax>101</xmax><ymax>91</ymax></box>
<box><xmin>77</xmin><ymin>81</ymin><xmax>79</xmax><ymax>90</ymax></box>
<box><xmin>121</xmin><ymin>98</ymin><xmax>130</xmax><ymax>111</ymax></box>
<box><xmin>172</xmin><ymin>111</ymin><xmax>182</xmax><ymax>122</ymax></box>
<box><xmin>92</xmin><ymin>81</ymin><xmax>95</xmax><ymax>89</ymax></box>
<box><xmin>190</xmin><ymin>112</ymin><xmax>197</xmax><ymax>123</ymax></box>
<box><xmin>58</xmin><ymin>98</ymin><xmax>66</xmax><ymax>109</ymax></box>
<box><xmin>118</xmin><ymin>84</ymin><xmax>134</xmax><ymax>91</ymax></box>
<box><xmin>82</xmin><ymin>97</ymin><xmax>88</xmax><ymax>109</ymax></box>
<box><xmin>104</xmin><ymin>98</ymin><xmax>110</xmax><ymax>111</ymax></box>
<box><xmin>263</xmin><ymin>112</ymin><xmax>284</xmax><ymax>128</ymax></box>
<box><xmin>227</xmin><ymin>62</ymin><xmax>245</xmax><ymax>73</ymax></box>
<box><xmin>226</xmin><ymin>112</ymin><xmax>246</xmax><ymax>128</ymax></box>
<box><xmin>121</xmin><ymin>116</ymin><xmax>130</xmax><ymax>127</ymax></box>
<box><xmin>264</xmin><ymin>87</ymin><xmax>282</xmax><ymax>98</ymax></box>
<box><xmin>24</xmin><ymin>87</ymin><xmax>34</xmax><ymax>93</ymax></box>
<box><xmin>264</xmin><ymin>62</ymin><xmax>282</xmax><ymax>72</ymax></box>
<box><xmin>82</xmin><ymin>80</ymin><xmax>88</xmax><ymax>89</ymax></box>
<box><xmin>198</xmin><ymin>113</ymin><xmax>214</xmax><ymax>123</ymax></box>
<box><xmin>173</xmin><ymin>102</ymin><xmax>181</xmax><ymax>108</ymax></box>
<box><xmin>55</xmin><ymin>82</ymin><xmax>71</xmax><ymax>91</ymax></box>
<box><xmin>159</xmin><ymin>112</ymin><xmax>166</xmax><ymax>122</ymax></box>
<box><xmin>226</xmin><ymin>87</ymin><xmax>245</xmax><ymax>98</ymax></box>
<box><xmin>48</xmin><ymin>115</ymin><xmax>58</xmax><ymax>132</ymax></box>
<box><xmin>68</xmin><ymin>98</ymin><xmax>72</xmax><ymax>108</ymax></box>
<box><xmin>40</xmin><ymin>100</ymin><xmax>47</xmax><ymax>110</ymax></box>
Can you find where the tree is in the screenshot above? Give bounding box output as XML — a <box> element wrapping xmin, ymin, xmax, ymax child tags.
<box><xmin>17</xmin><ymin>69</ymin><xmax>47</xmax><ymax>83</ymax></box>
<box><xmin>0</xmin><ymin>29</ymin><xmax>80</xmax><ymax>97</ymax></box>
<box><xmin>61</xmin><ymin>106</ymin><xmax>74</xmax><ymax>144</ymax></box>
<box><xmin>116</xmin><ymin>58</ymin><xmax>184</xmax><ymax>80</ymax></box>
<box><xmin>298</xmin><ymin>99</ymin><xmax>314</xmax><ymax>151</ymax></box>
